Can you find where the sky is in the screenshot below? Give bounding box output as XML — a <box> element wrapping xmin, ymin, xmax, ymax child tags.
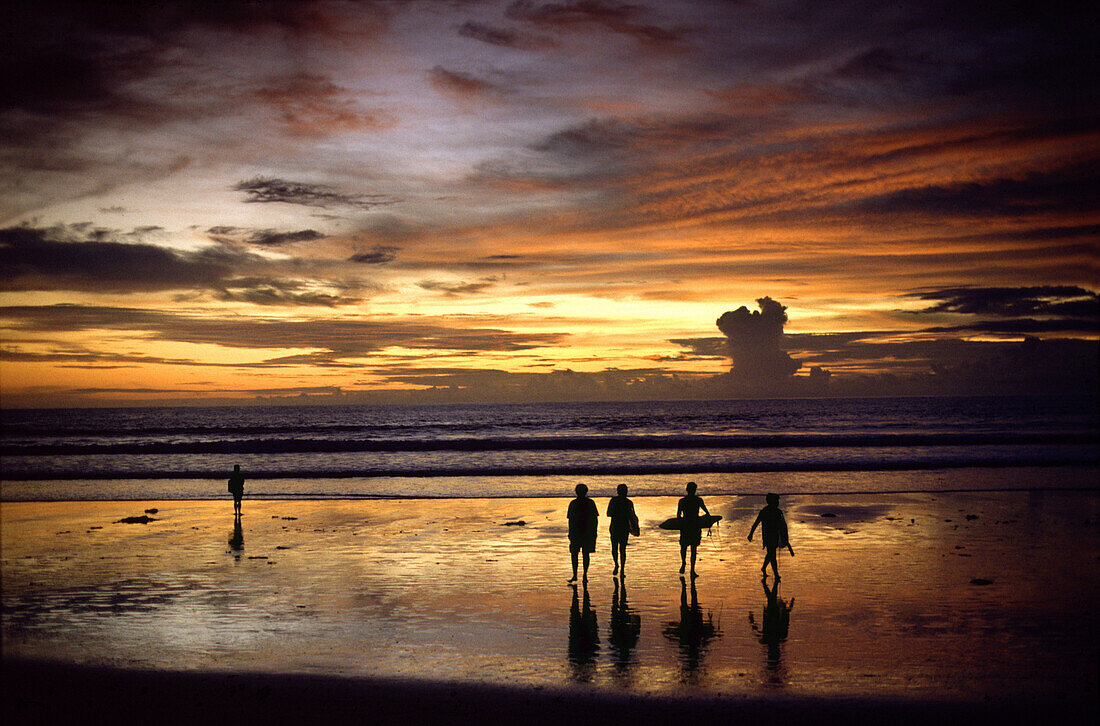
<box><xmin>1</xmin><ymin>0</ymin><xmax>1097</xmax><ymax>407</ymax></box>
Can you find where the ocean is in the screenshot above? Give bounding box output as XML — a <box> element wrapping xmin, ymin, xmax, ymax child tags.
<box><xmin>1</xmin><ymin>396</ymin><xmax>1096</xmax><ymax>501</ymax></box>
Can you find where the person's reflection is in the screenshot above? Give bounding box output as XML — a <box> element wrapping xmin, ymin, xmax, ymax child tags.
<box><xmin>568</xmin><ymin>582</ymin><xmax>599</xmax><ymax>682</ymax></box>
<box><xmin>663</xmin><ymin>575</ymin><xmax>720</xmax><ymax>679</ymax></box>
<box><xmin>609</xmin><ymin>577</ymin><xmax>641</xmax><ymax>677</ymax></box>
<box><xmin>228</xmin><ymin>517</ymin><xmax>244</xmax><ymax>559</ymax></box>
<box><xmin>748</xmin><ymin>577</ymin><xmax>794</xmax><ymax>685</ymax></box>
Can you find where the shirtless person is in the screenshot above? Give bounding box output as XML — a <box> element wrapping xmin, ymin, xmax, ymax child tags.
<box><xmin>677</xmin><ymin>482</ymin><xmax>710</xmax><ymax>578</ymax></box>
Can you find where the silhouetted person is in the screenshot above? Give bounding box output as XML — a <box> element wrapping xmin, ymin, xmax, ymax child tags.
<box><xmin>606</xmin><ymin>484</ymin><xmax>639</xmax><ymax>578</ymax></box>
<box><xmin>748</xmin><ymin>493</ymin><xmax>794</xmax><ymax>579</ymax></box>
<box><xmin>567</xmin><ymin>483</ymin><xmax>598</xmax><ymax>582</ymax></box>
<box><xmin>677</xmin><ymin>481</ymin><xmax>710</xmax><ymax>577</ymax></box>
<box><xmin>609</xmin><ymin>577</ymin><xmax>641</xmax><ymax>674</ymax></box>
<box><xmin>749</xmin><ymin>577</ymin><xmax>794</xmax><ymax>680</ymax></box>
<box><xmin>664</xmin><ymin>575</ymin><xmax>719</xmax><ymax>677</ymax></box>
<box><xmin>228</xmin><ymin>464</ymin><xmax>245</xmax><ymax>517</ymax></box>
<box><xmin>568</xmin><ymin>582</ymin><xmax>599</xmax><ymax>681</ymax></box>
<box><xmin>228</xmin><ymin>517</ymin><xmax>244</xmax><ymax>556</ymax></box>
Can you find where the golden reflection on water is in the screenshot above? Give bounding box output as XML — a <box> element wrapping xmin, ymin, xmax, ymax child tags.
<box><xmin>2</xmin><ymin>492</ymin><xmax>1098</xmax><ymax>698</ymax></box>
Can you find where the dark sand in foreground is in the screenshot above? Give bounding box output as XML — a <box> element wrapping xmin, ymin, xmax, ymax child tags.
<box><xmin>3</xmin><ymin>491</ymin><xmax>1098</xmax><ymax>723</ymax></box>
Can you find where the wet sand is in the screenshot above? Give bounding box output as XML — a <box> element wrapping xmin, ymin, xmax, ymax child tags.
<box><xmin>3</xmin><ymin>491</ymin><xmax>1098</xmax><ymax>722</ymax></box>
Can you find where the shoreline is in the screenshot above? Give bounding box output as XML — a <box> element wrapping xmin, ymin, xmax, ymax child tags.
<box><xmin>5</xmin><ymin>658</ymin><xmax>1094</xmax><ymax>726</ymax></box>
<box><xmin>3</xmin><ymin>482</ymin><xmax>1100</xmax><ymax>502</ymax></box>
<box><xmin>3</xmin><ymin>463</ymin><xmax>1098</xmax><ymax>502</ymax></box>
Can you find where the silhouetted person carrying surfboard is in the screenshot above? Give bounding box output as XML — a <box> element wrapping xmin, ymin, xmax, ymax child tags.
<box><xmin>228</xmin><ymin>464</ymin><xmax>245</xmax><ymax>517</ymax></box>
<box><xmin>606</xmin><ymin>484</ymin><xmax>639</xmax><ymax>578</ymax></box>
<box><xmin>748</xmin><ymin>493</ymin><xmax>794</xmax><ymax>579</ymax></box>
<box><xmin>677</xmin><ymin>481</ymin><xmax>710</xmax><ymax>578</ymax></box>
<box><xmin>567</xmin><ymin>483</ymin><xmax>598</xmax><ymax>582</ymax></box>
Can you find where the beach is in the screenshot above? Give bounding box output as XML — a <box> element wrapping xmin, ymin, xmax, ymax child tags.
<box><xmin>3</xmin><ymin>490</ymin><xmax>1098</xmax><ymax>722</ymax></box>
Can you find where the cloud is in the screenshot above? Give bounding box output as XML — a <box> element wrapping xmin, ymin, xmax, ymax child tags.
<box><xmin>214</xmin><ymin>277</ymin><xmax>363</xmax><ymax>307</ymax></box>
<box><xmin>429</xmin><ymin>66</ymin><xmax>509</xmax><ymax>101</ymax></box>
<box><xmin>349</xmin><ymin>246</ymin><xmax>398</xmax><ymax>264</ymax></box>
<box><xmin>246</xmin><ymin>229</ymin><xmax>325</xmax><ymax>247</ymax></box>
<box><xmin>457</xmin><ymin>20</ymin><xmax>551</xmax><ymax>50</ymax></box>
<box><xmin>903</xmin><ymin>285</ymin><xmax>1100</xmax><ymax>335</ymax></box>
<box><xmin>253</xmin><ymin>72</ymin><xmax>387</xmax><ymax>136</ymax></box>
<box><xmin>715</xmin><ymin>297</ymin><xmax>801</xmax><ymax>380</ymax></box>
<box><xmin>921</xmin><ymin>319</ymin><xmax>1099</xmax><ymax>335</ymax></box>
<box><xmin>852</xmin><ymin>161</ymin><xmax>1100</xmax><ymax>219</ymax></box>
<box><xmin>207</xmin><ymin>226</ymin><xmax>326</xmax><ymax>247</ymax></box>
<box><xmin>0</xmin><ymin>304</ymin><xmax>567</xmax><ymax>361</ymax></box>
<box><xmin>233</xmin><ymin>177</ymin><xmax>390</xmax><ymax>209</ymax></box>
<box><xmin>0</xmin><ymin>224</ymin><xmax>366</xmax><ymax>305</ymax></box>
<box><xmin>459</xmin><ymin>20</ymin><xmax>519</xmax><ymax>47</ymax></box>
<box><xmin>908</xmin><ymin>286</ymin><xmax>1099</xmax><ymax>319</ymax></box>
<box><xmin>0</xmin><ymin>224</ymin><xmax>240</xmax><ymax>293</ymax></box>
<box><xmin>504</xmin><ymin>1</ymin><xmax>683</xmax><ymax>48</ymax></box>
<box><xmin>417</xmin><ymin>278</ymin><xmax>500</xmax><ymax>296</ymax></box>
<box><xmin>666</xmin><ymin>337</ymin><xmax>728</xmax><ymax>358</ymax></box>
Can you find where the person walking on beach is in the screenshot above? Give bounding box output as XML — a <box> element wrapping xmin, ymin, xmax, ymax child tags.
<box><xmin>568</xmin><ymin>484</ymin><xmax>598</xmax><ymax>582</ymax></box>
<box><xmin>677</xmin><ymin>481</ymin><xmax>710</xmax><ymax>578</ymax></box>
<box><xmin>606</xmin><ymin>484</ymin><xmax>639</xmax><ymax>578</ymax></box>
<box><xmin>748</xmin><ymin>493</ymin><xmax>794</xmax><ymax>579</ymax></box>
<box><xmin>228</xmin><ymin>464</ymin><xmax>245</xmax><ymax>517</ymax></box>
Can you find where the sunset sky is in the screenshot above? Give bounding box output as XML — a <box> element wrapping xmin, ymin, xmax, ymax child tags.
<box><xmin>1</xmin><ymin>0</ymin><xmax>1097</xmax><ymax>407</ymax></box>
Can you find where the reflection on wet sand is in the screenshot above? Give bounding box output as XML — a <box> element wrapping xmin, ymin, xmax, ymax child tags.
<box><xmin>568</xmin><ymin>583</ymin><xmax>599</xmax><ymax>682</ymax></box>
<box><xmin>228</xmin><ymin>516</ymin><xmax>244</xmax><ymax>555</ymax></box>
<box><xmin>2</xmin><ymin>493</ymin><xmax>1097</xmax><ymax>704</ymax></box>
<box><xmin>664</xmin><ymin>576</ymin><xmax>721</xmax><ymax>680</ymax></box>
<box><xmin>608</xmin><ymin>578</ymin><xmax>640</xmax><ymax>679</ymax></box>
<box><xmin>749</xmin><ymin>578</ymin><xmax>794</xmax><ymax>686</ymax></box>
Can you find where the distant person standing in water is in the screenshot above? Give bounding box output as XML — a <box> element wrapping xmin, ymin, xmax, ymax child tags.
<box><xmin>606</xmin><ymin>484</ymin><xmax>639</xmax><ymax>578</ymax></box>
<box><xmin>228</xmin><ymin>464</ymin><xmax>245</xmax><ymax>517</ymax></box>
<box><xmin>568</xmin><ymin>484</ymin><xmax>598</xmax><ymax>583</ymax></box>
<box><xmin>678</xmin><ymin>482</ymin><xmax>710</xmax><ymax>578</ymax></box>
<box><xmin>748</xmin><ymin>493</ymin><xmax>794</xmax><ymax>579</ymax></box>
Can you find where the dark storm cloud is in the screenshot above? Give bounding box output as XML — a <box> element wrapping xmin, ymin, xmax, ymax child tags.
<box><xmin>233</xmin><ymin>177</ymin><xmax>390</xmax><ymax>209</ymax></box>
<box><xmin>908</xmin><ymin>286</ymin><xmax>1099</xmax><ymax>319</ymax></box>
<box><xmin>0</xmin><ymin>224</ymin><xmax>242</xmax><ymax>293</ymax></box>
<box><xmin>503</xmin><ymin>0</ymin><xmax>683</xmax><ymax>48</ymax></box>
<box><xmin>0</xmin><ymin>224</ymin><xmax>364</xmax><ymax>305</ymax></box>
<box><xmin>715</xmin><ymin>297</ymin><xmax>801</xmax><ymax>380</ymax></box>
<box><xmin>0</xmin><ymin>305</ymin><xmax>566</xmax><ymax>358</ymax></box>
<box><xmin>349</xmin><ymin>246</ymin><xmax>399</xmax><ymax>264</ymax></box>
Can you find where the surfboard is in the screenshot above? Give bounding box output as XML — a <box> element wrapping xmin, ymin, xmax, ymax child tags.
<box><xmin>659</xmin><ymin>514</ymin><xmax>722</xmax><ymax>531</ymax></box>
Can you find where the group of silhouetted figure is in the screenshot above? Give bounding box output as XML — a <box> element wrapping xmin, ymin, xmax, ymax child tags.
<box><xmin>225</xmin><ymin>467</ymin><xmax>794</xmax><ymax>582</ymax></box>
<box><xmin>568</xmin><ymin>482</ymin><xmax>794</xmax><ymax>582</ymax></box>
